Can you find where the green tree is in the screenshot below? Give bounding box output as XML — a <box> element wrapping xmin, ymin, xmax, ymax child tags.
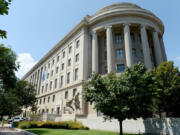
<box><xmin>83</xmin><ymin>63</ymin><xmax>156</xmax><ymax>135</ymax></box>
<box><xmin>0</xmin><ymin>0</ymin><xmax>12</xmax><ymax>39</ymax></box>
<box><xmin>0</xmin><ymin>44</ymin><xmax>37</xmax><ymax>121</ymax></box>
<box><xmin>154</xmin><ymin>61</ymin><xmax>180</xmax><ymax>117</ymax></box>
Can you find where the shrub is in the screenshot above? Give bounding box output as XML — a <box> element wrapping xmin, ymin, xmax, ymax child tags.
<box><xmin>17</xmin><ymin>121</ymin><xmax>89</xmax><ymax>130</ymax></box>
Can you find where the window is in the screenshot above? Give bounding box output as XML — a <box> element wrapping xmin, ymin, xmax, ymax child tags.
<box><xmin>76</xmin><ymin>40</ymin><xmax>80</xmax><ymax>48</ymax></box>
<box><xmin>57</xmin><ymin>107</ymin><xmax>60</xmax><ymax>114</ymax></box>
<box><xmin>41</xmin><ymin>86</ymin><xmax>44</xmax><ymax>94</ymax></box>
<box><xmin>116</xmin><ymin>49</ymin><xmax>124</xmax><ymax>59</ymax></box>
<box><xmin>47</xmin><ymin>73</ymin><xmax>49</xmax><ymax>79</ymax></box>
<box><xmin>104</xmin><ymin>37</ymin><xmax>106</xmax><ymax>48</ymax></box>
<box><xmin>51</xmin><ymin>108</ymin><xmax>54</xmax><ymax>114</ymax></box>
<box><xmin>115</xmin><ymin>34</ymin><xmax>123</xmax><ymax>44</ymax></box>
<box><xmin>52</xmin><ymin>95</ymin><xmax>55</xmax><ymax>102</ymax></box>
<box><xmin>104</xmin><ymin>51</ymin><xmax>107</xmax><ymax>60</ymax></box>
<box><xmin>117</xmin><ymin>64</ymin><xmax>125</xmax><ymax>73</ymax></box>
<box><xmin>46</xmin><ymin>109</ymin><xmax>49</xmax><ymax>114</ymax></box>
<box><xmin>43</xmin><ymin>98</ymin><xmax>46</xmax><ymax>104</ymax></box>
<box><xmin>67</xmin><ymin>72</ymin><xmax>70</xmax><ymax>84</ymax></box>
<box><xmin>130</xmin><ymin>33</ymin><xmax>135</xmax><ymax>42</ymax></box>
<box><xmin>56</xmin><ymin>67</ymin><xmax>59</xmax><ymax>74</ymax></box>
<box><xmin>54</xmin><ymin>79</ymin><xmax>57</xmax><ymax>89</ymax></box>
<box><xmin>61</xmin><ymin>63</ymin><xmax>64</xmax><ymax>70</ymax></box>
<box><xmin>60</xmin><ymin>75</ymin><xmax>64</xmax><ymax>87</ymax></box>
<box><xmin>63</xmin><ymin>51</ymin><xmax>65</xmax><ymax>58</ymax></box>
<box><xmin>104</xmin><ymin>66</ymin><xmax>108</xmax><ymax>74</ymax></box>
<box><xmin>65</xmin><ymin>91</ymin><xmax>68</xmax><ymax>99</ymax></box>
<box><xmin>68</xmin><ymin>59</ymin><xmax>71</xmax><ymax>66</ymax></box>
<box><xmin>51</xmin><ymin>70</ymin><xmax>54</xmax><ymax>77</ymax></box>
<box><xmin>73</xmin><ymin>89</ymin><xmax>77</xmax><ymax>97</ymax></box>
<box><xmin>48</xmin><ymin>63</ymin><xmax>50</xmax><ymax>68</ymax></box>
<box><xmin>132</xmin><ymin>48</ymin><xmax>137</xmax><ymax>57</ymax></box>
<box><xmin>57</xmin><ymin>56</ymin><xmax>59</xmax><ymax>62</ymax></box>
<box><xmin>75</xmin><ymin>54</ymin><xmax>79</xmax><ymax>62</ymax></box>
<box><xmin>48</xmin><ymin>96</ymin><xmax>50</xmax><ymax>103</ymax></box>
<box><xmin>50</xmin><ymin>81</ymin><xmax>52</xmax><ymax>90</ymax></box>
<box><xmin>40</xmin><ymin>99</ymin><xmax>42</xmax><ymax>104</ymax></box>
<box><xmin>69</xmin><ymin>46</ymin><xmax>72</xmax><ymax>53</ymax></box>
<box><xmin>45</xmin><ymin>83</ymin><xmax>48</xmax><ymax>92</ymax></box>
<box><xmin>52</xmin><ymin>59</ymin><xmax>54</xmax><ymax>66</ymax></box>
<box><xmin>75</xmin><ymin>68</ymin><xmax>78</xmax><ymax>81</ymax></box>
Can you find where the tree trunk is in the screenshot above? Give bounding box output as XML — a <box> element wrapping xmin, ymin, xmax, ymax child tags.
<box><xmin>119</xmin><ymin>120</ymin><xmax>123</xmax><ymax>135</ymax></box>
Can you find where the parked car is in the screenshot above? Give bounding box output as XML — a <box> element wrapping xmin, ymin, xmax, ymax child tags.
<box><xmin>7</xmin><ymin>117</ymin><xmax>23</xmax><ymax>123</ymax></box>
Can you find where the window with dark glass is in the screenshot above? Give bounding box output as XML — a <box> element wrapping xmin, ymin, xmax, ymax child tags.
<box><xmin>60</xmin><ymin>75</ymin><xmax>63</xmax><ymax>87</ymax></box>
<box><xmin>40</xmin><ymin>99</ymin><xmax>42</xmax><ymax>104</ymax></box>
<box><xmin>116</xmin><ymin>49</ymin><xmax>124</xmax><ymax>59</ymax></box>
<box><xmin>69</xmin><ymin>46</ymin><xmax>72</xmax><ymax>53</ymax></box>
<box><xmin>104</xmin><ymin>66</ymin><xmax>108</xmax><ymax>74</ymax></box>
<box><xmin>51</xmin><ymin>70</ymin><xmax>53</xmax><ymax>77</ymax></box>
<box><xmin>130</xmin><ymin>33</ymin><xmax>135</xmax><ymax>42</ymax></box>
<box><xmin>68</xmin><ymin>59</ymin><xmax>71</xmax><ymax>66</ymax></box>
<box><xmin>50</xmin><ymin>81</ymin><xmax>52</xmax><ymax>90</ymax></box>
<box><xmin>57</xmin><ymin>56</ymin><xmax>59</xmax><ymax>62</ymax></box>
<box><xmin>73</xmin><ymin>89</ymin><xmax>77</xmax><ymax>97</ymax></box>
<box><xmin>63</xmin><ymin>51</ymin><xmax>65</xmax><ymax>58</ymax></box>
<box><xmin>132</xmin><ymin>48</ymin><xmax>137</xmax><ymax>57</ymax></box>
<box><xmin>41</xmin><ymin>86</ymin><xmax>44</xmax><ymax>94</ymax></box>
<box><xmin>75</xmin><ymin>54</ymin><xmax>79</xmax><ymax>62</ymax></box>
<box><xmin>43</xmin><ymin>98</ymin><xmax>46</xmax><ymax>104</ymax></box>
<box><xmin>65</xmin><ymin>91</ymin><xmax>68</xmax><ymax>99</ymax></box>
<box><xmin>75</xmin><ymin>68</ymin><xmax>78</xmax><ymax>80</ymax></box>
<box><xmin>56</xmin><ymin>67</ymin><xmax>59</xmax><ymax>74</ymax></box>
<box><xmin>104</xmin><ymin>51</ymin><xmax>107</xmax><ymax>60</ymax></box>
<box><xmin>45</xmin><ymin>83</ymin><xmax>48</xmax><ymax>92</ymax></box>
<box><xmin>115</xmin><ymin>34</ymin><xmax>123</xmax><ymax>44</ymax></box>
<box><xmin>76</xmin><ymin>40</ymin><xmax>80</xmax><ymax>48</ymax></box>
<box><xmin>48</xmin><ymin>96</ymin><xmax>50</xmax><ymax>103</ymax></box>
<box><xmin>54</xmin><ymin>79</ymin><xmax>57</xmax><ymax>89</ymax></box>
<box><xmin>52</xmin><ymin>95</ymin><xmax>55</xmax><ymax>102</ymax></box>
<box><xmin>61</xmin><ymin>63</ymin><xmax>64</xmax><ymax>70</ymax></box>
<box><xmin>67</xmin><ymin>72</ymin><xmax>70</xmax><ymax>84</ymax></box>
<box><xmin>117</xmin><ymin>64</ymin><xmax>125</xmax><ymax>73</ymax></box>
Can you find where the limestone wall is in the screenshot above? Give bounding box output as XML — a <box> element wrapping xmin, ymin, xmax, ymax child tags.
<box><xmin>77</xmin><ymin>117</ymin><xmax>180</xmax><ymax>135</ymax></box>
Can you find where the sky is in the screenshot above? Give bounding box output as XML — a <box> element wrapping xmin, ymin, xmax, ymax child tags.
<box><xmin>0</xmin><ymin>0</ymin><xmax>180</xmax><ymax>78</ymax></box>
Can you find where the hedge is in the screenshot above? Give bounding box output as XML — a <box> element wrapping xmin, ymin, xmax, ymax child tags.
<box><xmin>17</xmin><ymin>121</ymin><xmax>89</xmax><ymax>130</ymax></box>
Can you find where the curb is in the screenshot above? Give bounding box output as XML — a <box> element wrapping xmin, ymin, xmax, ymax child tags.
<box><xmin>16</xmin><ymin>128</ymin><xmax>37</xmax><ymax>135</ymax></box>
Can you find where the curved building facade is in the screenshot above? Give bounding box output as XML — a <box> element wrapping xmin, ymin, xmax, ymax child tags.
<box><xmin>22</xmin><ymin>3</ymin><xmax>167</xmax><ymax>120</ymax></box>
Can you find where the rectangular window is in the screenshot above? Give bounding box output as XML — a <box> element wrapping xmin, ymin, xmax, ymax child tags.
<box><xmin>116</xmin><ymin>49</ymin><xmax>124</xmax><ymax>59</ymax></box>
<box><xmin>73</xmin><ymin>89</ymin><xmax>77</xmax><ymax>97</ymax></box>
<box><xmin>132</xmin><ymin>48</ymin><xmax>137</xmax><ymax>57</ymax></box>
<box><xmin>68</xmin><ymin>59</ymin><xmax>71</xmax><ymax>66</ymax></box>
<box><xmin>104</xmin><ymin>51</ymin><xmax>107</xmax><ymax>60</ymax></box>
<box><xmin>40</xmin><ymin>99</ymin><xmax>42</xmax><ymax>104</ymax></box>
<box><xmin>63</xmin><ymin>51</ymin><xmax>65</xmax><ymax>58</ymax></box>
<box><xmin>52</xmin><ymin>59</ymin><xmax>54</xmax><ymax>66</ymax></box>
<box><xmin>41</xmin><ymin>86</ymin><xmax>44</xmax><ymax>94</ymax></box>
<box><xmin>48</xmin><ymin>96</ymin><xmax>50</xmax><ymax>103</ymax></box>
<box><xmin>65</xmin><ymin>91</ymin><xmax>68</xmax><ymax>99</ymax></box>
<box><xmin>52</xmin><ymin>95</ymin><xmax>55</xmax><ymax>102</ymax></box>
<box><xmin>69</xmin><ymin>46</ymin><xmax>72</xmax><ymax>53</ymax></box>
<box><xmin>54</xmin><ymin>79</ymin><xmax>57</xmax><ymax>89</ymax></box>
<box><xmin>57</xmin><ymin>107</ymin><xmax>60</xmax><ymax>114</ymax></box>
<box><xmin>76</xmin><ymin>40</ymin><xmax>80</xmax><ymax>48</ymax></box>
<box><xmin>67</xmin><ymin>72</ymin><xmax>70</xmax><ymax>84</ymax></box>
<box><xmin>57</xmin><ymin>56</ymin><xmax>59</xmax><ymax>62</ymax></box>
<box><xmin>60</xmin><ymin>75</ymin><xmax>64</xmax><ymax>87</ymax></box>
<box><xmin>130</xmin><ymin>33</ymin><xmax>135</xmax><ymax>42</ymax></box>
<box><xmin>75</xmin><ymin>54</ymin><xmax>79</xmax><ymax>62</ymax></box>
<box><xmin>61</xmin><ymin>63</ymin><xmax>64</xmax><ymax>70</ymax></box>
<box><xmin>51</xmin><ymin>70</ymin><xmax>53</xmax><ymax>77</ymax></box>
<box><xmin>75</xmin><ymin>68</ymin><xmax>78</xmax><ymax>81</ymax></box>
<box><xmin>47</xmin><ymin>73</ymin><xmax>49</xmax><ymax>79</ymax></box>
<box><xmin>56</xmin><ymin>67</ymin><xmax>59</xmax><ymax>74</ymax></box>
<box><xmin>43</xmin><ymin>98</ymin><xmax>46</xmax><ymax>104</ymax></box>
<box><xmin>50</xmin><ymin>81</ymin><xmax>52</xmax><ymax>90</ymax></box>
<box><xmin>45</xmin><ymin>83</ymin><xmax>48</xmax><ymax>92</ymax></box>
<box><xmin>51</xmin><ymin>108</ymin><xmax>54</xmax><ymax>114</ymax></box>
<box><xmin>104</xmin><ymin>66</ymin><xmax>107</xmax><ymax>74</ymax></box>
<box><xmin>115</xmin><ymin>34</ymin><xmax>123</xmax><ymax>44</ymax></box>
<box><xmin>117</xmin><ymin>64</ymin><xmax>125</xmax><ymax>73</ymax></box>
<box><xmin>48</xmin><ymin>63</ymin><xmax>50</xmax><ymax>68</ymax></box>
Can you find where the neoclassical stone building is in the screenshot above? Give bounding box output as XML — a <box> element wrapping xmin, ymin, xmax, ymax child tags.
<box><xmin>22</xmin><ymin>3</ymin><xmax>167</xmax><ymax>120</ymax></box>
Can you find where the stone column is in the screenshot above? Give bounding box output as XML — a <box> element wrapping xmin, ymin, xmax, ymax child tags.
<box><xmin>106</xmin><ymin>26</ymin><xmax>114</xmax><ymax>73</ymax></box>
<box><xmin>159</xmin><ymin>36</ymin><xmax>167</xmax><ymax>61</ymax></box>
<box><xmin>123</xmin><ymin>24</ymin><xmax>133</xmax><ymax>67</ymax></box>
<box><xmin>92</xmin><ymin>31</ymin><xmax>98</xmax><ymax>73</ymax></box>
<box><xmin>140</xmin><ymin>25</ymin><xmax>152</xmax><ymax>69</ymax></box>
<box><xmin>152</xmin><ymin>30</ymin><xmax>163</xmax><ymax>66</ymax></box>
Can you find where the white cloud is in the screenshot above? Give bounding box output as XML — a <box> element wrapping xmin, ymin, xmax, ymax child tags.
<box><xmin>176</xmin><ymin>56</ymin><xmax>180</xmax><ymax>60</ymax></box>
<box><xmin>16</xmin><ymin>53</ymin><xmax>37</xmax><ymax>79</ymax></box>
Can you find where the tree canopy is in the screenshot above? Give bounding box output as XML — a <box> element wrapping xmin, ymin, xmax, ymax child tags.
<box><xmin>83</xmin><ymin>63</ymin><xmax>156</xmax><ymax>135</ymax></box>
<box><xmin>154</xmin><ymin>61</ymin><xmax>180</xmax><ymax>117</ymax></box>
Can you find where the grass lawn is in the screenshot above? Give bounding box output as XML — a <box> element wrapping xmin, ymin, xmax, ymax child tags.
<box><xmin>25</xmin><ymin>128</ymin><xmax>138</xmax><ymax>135</ymax></box>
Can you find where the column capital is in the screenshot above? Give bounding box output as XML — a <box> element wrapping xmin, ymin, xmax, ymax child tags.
<box><xmin>90</xmin><ymin>30</ymin><xmax>97</xmax><ymax>35</ymax></box>
<box><xmin>123</xmin><ymin>23</ymin><xmax>131</xmax><ymax>27</ymax></box>
<box><xmin>105</xmin><ymin>25</ymin><xmax>112</xmax><ymax>30</ymax></box>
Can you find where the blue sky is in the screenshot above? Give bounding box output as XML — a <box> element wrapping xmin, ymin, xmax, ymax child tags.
<box><xmin>0</xmin><ymin>0</ymin><xmax>180</xmax><ymax>78</ymax></box>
